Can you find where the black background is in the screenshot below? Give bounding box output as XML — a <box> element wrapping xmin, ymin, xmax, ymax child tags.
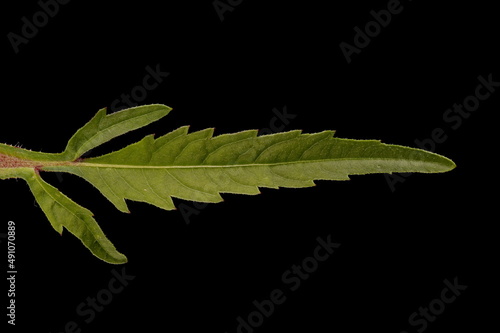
<box><xmin>2</xmin><ymin>0</ymin><xmax>497</xmax><ymax>332</ymax></box>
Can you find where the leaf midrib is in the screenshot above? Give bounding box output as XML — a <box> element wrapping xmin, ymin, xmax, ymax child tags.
<box><xmin>39</xmin><ymin>157</ymin><xmax>446</xmax><ymax>170</ymax></box>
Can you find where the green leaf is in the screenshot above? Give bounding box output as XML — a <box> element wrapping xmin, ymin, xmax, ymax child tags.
<box><xmin>61</xmin><ymin>104</ymin><xmax>172</xmax><ymax>160</ymax></box>
<box><xmin>0</xmin><ymin>104</ymin><xmax>455</xmax><ymax>264</ymax></box>
<box><xmin>23</xmin><ymin>169</ymin><xmax>127</xmax><ymax>264</ymax></box>
<box><xmin>42</xmin><ymin>127</ymin><xmax>455</xmax><ymax>214</ymax></box>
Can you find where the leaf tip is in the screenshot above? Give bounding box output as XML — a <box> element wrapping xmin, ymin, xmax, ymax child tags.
<box><xmin>430</xmin><ymin>152</ymin><xmax>456</xmax><ymax>173</ymax></box>
<box><xmin>104</xmin><ymin>253</ymin><xmax>128</xmax><ymax>265</ymax></box>
<box><xmin>113</xmin><ymin>255</ymin><xmax>128</xmax><ymax>265</ymax></box>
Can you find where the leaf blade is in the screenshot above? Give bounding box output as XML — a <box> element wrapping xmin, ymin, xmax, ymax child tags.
<box><xmin>42</xmin><ymin>128</ymin><xmax>455</xmax><ymax>212</ymax></box>
<box><xmin>61</xmin><ymin>104</ymin><xmax>172</xmax><ymax>160</ymax></box>
<box><xmin>22</xmin><ymin>170</ymin><xmax>127</xmax><ymax>264</ymax></box>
